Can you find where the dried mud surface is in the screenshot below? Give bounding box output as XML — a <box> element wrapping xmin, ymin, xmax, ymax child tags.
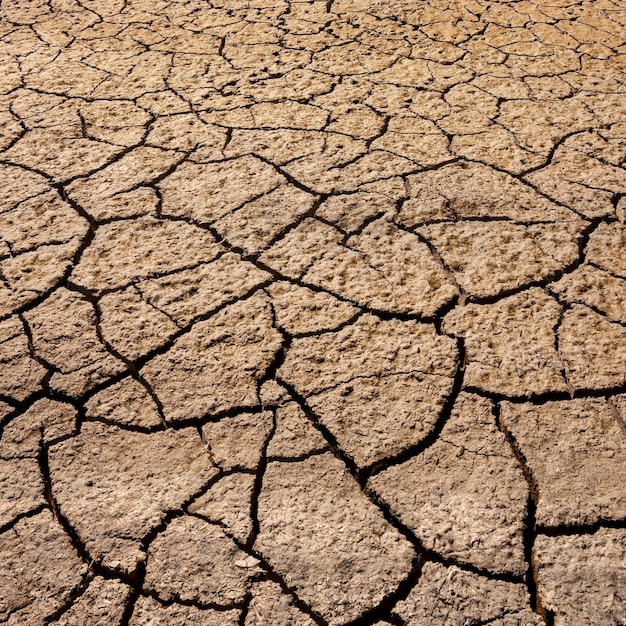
<box><xmin>0</xmin><ymin>0</ymin><xmax>625</xmax><ymax>624</ymax></box>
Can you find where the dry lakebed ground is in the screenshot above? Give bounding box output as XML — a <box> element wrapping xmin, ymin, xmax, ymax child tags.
<box><xmin>0</xmin><ymin>0</ymin><xmax>625</xmax><ymax>624</ymax></box>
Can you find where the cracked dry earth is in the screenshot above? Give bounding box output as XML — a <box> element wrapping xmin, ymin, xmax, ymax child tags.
<box><xmin>1</xmin><ymin>1</ymin><xmax>626</xmax><ymax>626</ymax></box>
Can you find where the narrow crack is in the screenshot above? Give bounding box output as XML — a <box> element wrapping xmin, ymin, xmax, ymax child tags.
<box><xmin>496</xmin><ymin>403</ymin><xmax>545</xmax><ymax>621</ymax></box>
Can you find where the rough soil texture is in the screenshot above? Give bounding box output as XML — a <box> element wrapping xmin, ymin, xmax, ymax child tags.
<box><xmin>0</xmin><ymin>0</ymin><xmax>624</xmax><ymax>624</ymax></box>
